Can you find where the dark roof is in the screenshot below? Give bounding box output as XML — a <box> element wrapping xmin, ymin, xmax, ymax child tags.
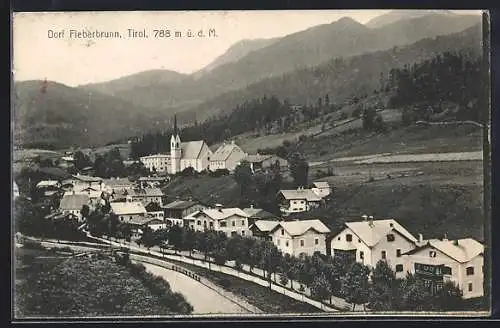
<box><xmin>146</xmin><ymin>202</ymin><xmax>163</xmax><ymax>212</ymax></box>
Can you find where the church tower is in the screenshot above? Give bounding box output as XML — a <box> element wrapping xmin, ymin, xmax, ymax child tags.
<box><xmin>170</xmin><ymin>115</ymin><xmax>182</xmax><ymax>174</ymax></box>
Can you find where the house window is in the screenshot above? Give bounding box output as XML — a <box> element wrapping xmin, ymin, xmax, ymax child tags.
<box><xmin>315</xmin><ymin>238</ymin><xmax>319</xmax><ymax>245</ymax></box>
<box><xmin>281</xmin><ymin>229</ymin><xmax>284</xmax><ymax>236</ymax></box>
<box><xmin>429</xmin><ymin>251</ymin><xmax>437</xmax><ymax>258</ymax></box>
<box><xmin>209</xmin><ymin>222</ymin><xmax>214</xmax><ymax>229</ymax></box>
<box><xmin>396</xmin><ymin>249</ymin><xmax>401</xmax><ymax>257</ymax></box>
<box><xmin>286</xmin><ymin>241</ymin><xmax>289</xmax><ymax>247</ymax></box>
<box><xmin>242</xmin><ymin>230</ymin><xmax>245</xmax><ymax>236</ymax></box>
<box><xmin>278</xmin><ymin>239</ymin><xmax>280</xmax><ymax>245</ymax></box>
<box><xmin>360</xmin><ymin>251</ymin><xmax>364</xmax><ymax>260</ymax></box>
<box><xmin>346</xmin><ymin>234</ymin><xmax>352</xmax><ymax>242</ymax></box>
<box><xmin>300</xmin><ymin>240</ymin><xmax>305</xmax><ymax>247</ymax></box>
<box><xmin>381</xmin><ymin>251</ymin><xmax>386</xmax><ymax>260</ymax></box>
<box><xmin>387</xmin><ymin>234</ymin><xmax>395</xmax><ymax>242</ymax></box>
<box><xmin>337</xmin><ymin>237</ymin><xmax>341</xmax><ymax>240</ymax></box>
<box><xmin>389</xmin><ymin>223</ymin><xmax>394</xmax><ymax>227</ymax></box>
<box><xmin>232</xmin><ymin>221</ymin><xmax>235</xmax><ymax>227</ymax></box>
<box><xmin>220</xmin><ymin>221</ymin><xmax>227</xmax><ymax>227</ymax></box>
<box><xmin>466</xmin><ymin>267</ymin><xmax>474</xmax><ymax>276</ymax></box>
<box><xmin>197</xmin><ymin>220</ymin><xmax>201</xmax><ymax>226</ymax></box>
<box><xmin>443</xmin><ymin>266</ymin><xmax>452</xmax><ymax>275</ymax></box>
<box><xmin>241</xmin><ymin>219</ymin><xmax>245</xmax><ymax>226</ymax></box>
<box><xmin>468</xmin><ymin>283</ymin><xmax>473</xmax><ymax>292</ymax></box>
<box><xmin>358</xmin><ymin>239</ymin><xmax>361</xmax><ymax>243</ymax></box>
<box><xmin>396</xmin><ymin>264</ymin><xmax>404</xmax><ymax>272</ymax></box>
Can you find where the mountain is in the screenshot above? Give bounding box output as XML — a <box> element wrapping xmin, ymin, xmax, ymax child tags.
<box><xmin>12</xmin><ymin>81</ymin><xmax>168</xmax><ymax>149</ymax></box>
<box><xmin>83</xmin><ymin>13</ymin><xmax>480</xmax><ymax>121</ymax></box>
<box><xmin>80</xmin><ymin>69</ymin><xmax>188</xmax><ymax>97</ymax></box>
<box><xmin>188</xmin><ymin>23</ymin><xmax>482</xmax><ymax>121</ymax></box>
<box><xmin>366</xmin><ymin>10</ymin><xmax>455</xmax><ymax>28</ymax></box>
<box><xmin>193</xmin><ymin>38</ymin><xmax>279</xmax><ymax>77</ymax></box>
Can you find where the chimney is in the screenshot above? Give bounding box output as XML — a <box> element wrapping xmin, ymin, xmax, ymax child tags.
<box><xmin>215</xmin><ymin>203</ymin><xmax>223</xmax><ymax>212</ymax></box>
<box><xmin>368</xmin><ymin>215</ymin><xmax>374</xmax><ymax>227</ymax></box>
<box><xmin>231</xmin><ymin>140</ymin><xmax>235</xmax><ymax>145</ymax></box>
<box><xmin>250</xmin><ymin>204</ymin><xmax>254</xmax><ymax>209</ymax></box>
<box><xmin>454</xmin><ymin>239</ymin><xmax>459</xmax><ymax>246</ymax></box>
<box><xmin>443</xmin><ymin>233</ymin><xmax>448</xmax><ymax>241</ymax></box>
<box><xmin>361</xmin><ymin>214</ymin><xmax>368</xmax><ymax>221</ymax></box>
<box><xmin>418</xmin><ymin>233</ymin><xmax>423</xmax><ymax>244</ymax></box>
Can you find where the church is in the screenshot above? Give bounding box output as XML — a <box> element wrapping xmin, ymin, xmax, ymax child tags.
<box><xmin>140</xmin><ymin>116</ymin><xmax>212</xmax><ymax>175</ymax></box>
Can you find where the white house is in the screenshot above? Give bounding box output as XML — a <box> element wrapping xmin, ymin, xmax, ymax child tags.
<box><xmin>103</xmin><ymin>177</ymin><xmax>134</xmax><ymax>193</ymax></box>
<box><xmin>140</xmin><ymin>154</ymin><xmax>170</xmax><ymax>173</ymax></box>
<box><xmin>402</xmin><ymin>237</ymin><xmax>484</xmax><ymax>299</ymax></box>
<box><xmin>110</xmin><ymin>201</ymin><xmax>148</xmax><ymax>223</ymax></box>
<box><xmin>269</xmin><ymin>219</ymin><xmax>331</xmax><ymax>257</ymax></box>
<box><xmin>209</xmin><ymin>141</ymin><xmax>247</xmax><ymax>172</ymax></box>
<box><xmin>276</xmin><ymin>188</ymin><xmax>322</xmax><ymax>215</ymax></box>
<box><xmin>330</xmin><ymin>217</ymin><xmax>418</xmax><ymax>277</ymax></box>
<box><xmin>311</xmin><ymin>181</ymin><xmax>332</xmax><ymax>199</ymax></box>
<box><xmin>184</xmin><ymin>205</ymin><xmax>250</xmax><ymax>237</ymax></box>
<box><xmin>59</xmin><ymin>194</ymin><xmax>90</xmax><ymax>221</ymax></box>
<box><xmin>249</xmin><ymin>220</ymin><xmax>280</xmax><ymax>241</ymax></box>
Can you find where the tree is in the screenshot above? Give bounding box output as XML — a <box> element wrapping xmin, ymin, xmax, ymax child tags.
<box><xmin>341</xmin><ymin>262</ymin><xmax>371</xmax><ymax>311</ymax></box>
<box><xmin>288</xmin><ymin>151</ymin><xmax>309</xmax><ymax>187</ymax></box>
<box><xmin>368</xmin><ymin>260</ymin><xmax>398</xmax><ymax>311</ymax></box>
<box><xmin>234</xmin><ymin>161</ymin><xmax>254</xmax><ymax>196</ymax></box>
<box><xmin>81</xmin><ymin>205</ymin><xmax>90</xmax><ymax>220</ymax></box>
<box><xmin>260</xmin><ymin>242</ymin><xmax>281</xmax><ymax>288</ymax></box>
<box><xmin>432</xmin><ymin>281</ymin><xmax>464</xmax><ymax>311</ymax></box>
<box><xmin>168</xmin><ymin>224</ymin><xmax>183</xmax><ymax>254</ymax></box>
<box><xmin>139</xmin><ymin>226</ymin><xmax>156</xmax><ymax>249</ymax></box>
<box><xmin>311</xmin><ymin>273</ymin><xmax>332</xmax><ymax>302</ymax></box>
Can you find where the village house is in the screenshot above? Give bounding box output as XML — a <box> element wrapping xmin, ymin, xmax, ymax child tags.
<box><xmin>64</xmin><ymin>188</ymin><xmax>107</xmax><ymax>207</ymax></box>
<box><xmin>36</xmin><ymin>180</ymin><xmax>61</xmax><ymax>189</ymax></box>
<box><xmin>13</xmin><ymin>181</ymin><xmax>20</xmax><ymax>199</ymax></box>
<box><xmin>59</xmin><ymin>194</ymin><xmax>90</xmax><ymax>222</ymax></box>
<box><xmin>243</xmin><ymin>205</ymin><xmax>279</xmax><ymax>226</ymax></box>
<box><xmin>164</xmin><ymin>199</ymin><xmax>206</xmax><ymax>220</ymax></box>
<box><xmin>140</xmin><ymin>154</ymin><xmax>170</xmax><ymax>173</ymax></box>
<box><xmin>243</xmin><ymin>154</ymin><xmax>289</xmax><ymax>173</ymax></box>
<box><xmin>170</xmin><ymin>133</ymin><xmax>212</xmax><ymax>174</ymax></box>
<box><xmin>311</xmin><ymin>181</ymin><xmax>332</xmax><ymax>199</ymax></box>
<box><xmin>127</xmin><ymin>217</ymin><xmax>165</xmax><ymax>235</ymax></box>
<box><xmin>110</xmin><ymin>201</ymin><xmax>147</xmax><ymax>223</ymax></box>
<box><xmin>65</xmin><ymin>174</ymin><xmax>105</xmax><ymax>192</ymax></box>
<box><xmin>330</xmin><ymin>216</ymin><xmax>419</xmax><ymax>276</ymax></box>
<box><xmin>269</xmin><ymin>219</ymin><xmax>331</xmax><ymax>257</ymax></box>
<box><xmin>125</xmin><ymin>188</ymin><xmax>164</xmax><ymax>207</ymax></box>
<box><xmin>137</xmin><ymin>176</ymin><xmax>169</xmax><ymax>189</ymax></box>
<box><xmin>402</xmin><ymin>237</ymin><xmax>484</xmax><ymax>299</ymax></box>
<box><xmin>276</xmin><ymin>187</ymin><xmax>323</xmax><ymax>215</ymax></box>
<box><xmin>249</xmin><ymin>220</ymin><xmax>280</xmax><ymax>241</ymax></box>
<box><xmin>145</xmin><ymin>202</ymin><xmax>165</xmax><ymax>221</ymax></box>
<box><xmin>103</xmin><ymin>177</ymin><xmax>134</xmax><ymax>193</ymax></box>
<box><xmin>184</xmin><ymin>204</ymin><xmax>250</xmax><ymax>237</ymax></box>
<box><xmin>209</xmin><ymin>141</ymin><xmax>247</xmax><ymax>172</ymax></box>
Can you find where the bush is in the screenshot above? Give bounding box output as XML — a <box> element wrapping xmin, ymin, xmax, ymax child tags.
<box><xmin>219</xmin><ymin>277</ymin><xmax>231</xmax><ymax>288</ymax></box>
<box><xmin>209</xmin><ymin>169</ymin><xmax>230</xmax><ymax>177</ymax></box>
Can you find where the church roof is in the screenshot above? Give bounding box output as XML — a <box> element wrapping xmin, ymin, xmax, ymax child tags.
<box><xmin>181</xmin><ymin>141</ymin><xmax>206</xmax><ymax>159</ymax></box>
<box><xmin>211</xmin><ymin>142</ymin><xmax>244</xmax><ymax>161</ymax></box>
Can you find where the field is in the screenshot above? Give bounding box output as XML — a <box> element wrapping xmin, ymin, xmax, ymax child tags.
<box><xmin>14</xmin><ymin>247</ymin><xmax>184</xmax><ymax>318</ymax></box>
<box><xmin>168</xmin><ymin>259</ymin><xmax>323</xmax><ymax>314</ymax></box>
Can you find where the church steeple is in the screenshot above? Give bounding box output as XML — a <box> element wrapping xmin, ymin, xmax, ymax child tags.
<box><xmin>173</xmin><ymin>115</ymin><xmax>178</xmax><ymax>135</ymax></box>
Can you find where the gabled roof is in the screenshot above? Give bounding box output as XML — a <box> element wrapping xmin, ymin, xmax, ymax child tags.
<box><xmin>110</xmin><ymin>201</ymin><xmax>147</xmax><ymax>216</ymax></box>
<box><xmin>181</xmin><ymin>141</ymin><xmax>208</xmax><ymax>159</ymax></box>
<box><xmin>103</xmin><ymin>177</ymin><xmax>134</xmax><ymax>188</ymax></box>
<box><xmin>210</xmin><ymin>142</ymin><xmax>244</xmax><ymax>161</ymax></box>
<box><xmin>71</xmin><ymin>174</ymin><xmax>103</xmax><ymax>183</ymax></box>
<box><xmin>165</xmin><ymin>199</ymin><xmax>199</xmax><ymax>210</ymax></box>
<box><xmin>130</xmin><ymin>188</ymin><xmax>163</xmax><ymax>197</ymax></box>
<box><xmin>251</xmin><ymin>220</ymin><xmax>280</xmax><ymax>232</ymax></box>
<box><xmin>243</xmin><ymin>207</ymin><xmax>277</xmax><ymax>219</ymax></box>
<box><xmin>278</xmin><ymin>189</ymin><xmax>322</xmax><ymax>202</ymax></box>
<box><xmin>272</xmin><ymin>219</ymin><xmax>331</xmax><ymax>237</ymax></box>
<box><xmin>313</xmin><ymin>181</ymin><xmax>330</xmax><ymax>189</ymax></box>
<box><xmin>405</xmin><ymin>238</ymin><xmax>484</xmax><ymax>263</ymax></box>
<box><xmin>188</xmin><ymin>208</ymin><xmax>249</xmax><ymax>221</ymax></box>
<box><xmin>128</xmin><ymin>216</ymin><xmax>163</xmax><ymax>226</ymax></box>
<box><xmin>36</xmin><ymin>180</ymin><xmax>60</xmax><ymax>188</ymax></box>
<box><xmin>138</xmin><ymin>176</ymin><xmax>167</xmax><ymax>182</ymax></box>
<box><xmin>59</xmin><ymin>194</ymin><xmax>90</xmax><ymax>211</ymax></box>
<box><xmin>344</xmin><ymin>219</ymin><xmax>418</xmax><ymax>247</ymax></box>
<box><xmin>245</xmin><ymin>154</ymin><xmax>273</xmax><ymax>163</ymax></box>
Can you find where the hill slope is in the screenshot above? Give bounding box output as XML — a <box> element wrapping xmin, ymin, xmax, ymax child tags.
<box><xmin>189</xmin><ymin>23</ymin><xmax>482</xmax><ymax>121</ymax></box>
<box><xmin>83</xmin><ymin>13</ymin><xmax>480</xmax><ymax>119</ymax></box>
<box><xmin>366</xmin><ymin>10</ymin><xmax>455</xmax><ymax>28</ymax></box>
<box><xmin>12</xmin><ymin>80</ymin><xmax>165</xmax><ymax>149</ymax></box>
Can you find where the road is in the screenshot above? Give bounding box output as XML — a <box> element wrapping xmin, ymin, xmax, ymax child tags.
<box><xmin>138</xmin><ymin>262</ymin><xmax>252</xmax><ymax>314</ymax></box>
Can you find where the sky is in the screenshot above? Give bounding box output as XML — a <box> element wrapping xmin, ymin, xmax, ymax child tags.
<box><xmin>12</xmin><ymin>10</ymin><xmax>482</xmax><ymax>86</ymax></box>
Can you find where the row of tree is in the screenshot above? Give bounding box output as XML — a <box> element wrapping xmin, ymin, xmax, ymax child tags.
<box><xmin>101</xmin><ymin>223</ymin><xmax>466</xmax><ymax>312</ymax></box>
